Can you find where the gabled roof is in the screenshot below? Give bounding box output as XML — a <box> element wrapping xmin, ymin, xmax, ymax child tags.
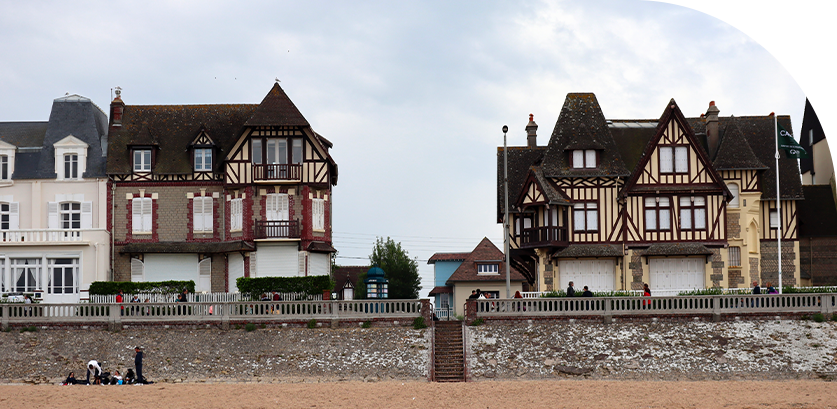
<box><xmin>445</xmin><ymin>238</ymin><xmax>525</xmax><ymax>283</ymax></box>
<box><xmin>107</xmin><ymin>104</ymin><xmax>258</xmax><ymax>175</ymax></box>
<box><xmin>427</xmin><ymin>252</ymin><xmax>470</xmax><ymax>264</ymax></box>
<box><xmin>332</xmin><ymin>266</ymin><xmax>369</xmax><ymax>293</ymax></box>
<box><xmin>497</xmin><ymin>146</ymin><xmax>546</xmax><ymax>221</ymax></box>
<box><xmin>540</xmin><ymin>93</ymin><xmax>630</xmax><ymax>178</ymax></box>
<box><xmin>515</xmin><ymin>167</ymin><xmax>571</xmax><ymax>209</ymax></box>
<box><xmin>244</xmin><ymin>83</ymin><xmax>309</xmax><ymax>127</ymax></box>
<box><xmin>712</xmin><ymin>118</ymin><xmax>767</xmax><ymax>170</ymax></box>
<box><xmin>798</xmin><ymin>185</ymin><xmax>837</xmax><ymax>237</ymax></box>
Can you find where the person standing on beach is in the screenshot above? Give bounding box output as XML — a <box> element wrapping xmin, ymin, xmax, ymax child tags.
<box><xmin>86</xmin><ymin>360</ymin><xmax>102</xmax><ymax>384</ymax></box>
<box><xmin>134</xmin><ymin>346</ymin><xmax>144</xmax><ymax>383</ymax></box>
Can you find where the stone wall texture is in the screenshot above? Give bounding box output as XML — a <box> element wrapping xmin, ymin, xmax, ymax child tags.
<box><xmin>759</xmin><ymin>241</ymin><xmax>797</xmax><ymax>286</ymax></box>
<box><xmin>800</xmin><ymin>237</ymin><xmax>837</xmax><ymax>286</ymax></box>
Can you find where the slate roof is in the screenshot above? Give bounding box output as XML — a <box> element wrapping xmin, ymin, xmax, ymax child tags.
<box><xmin>799</xmin><ymin>99</ymin><xmax>823</xmax><ymax>175</ymax></box>
<box><xmin>642</xmin><ymin>243</ymin><xmax>714</xmax><ymax>256</ymax></box>
<box><xmin>712</xmin><ymin>118</ymin><xmax>767</xmax><ymax>170</ymax></box>
<box><xmin>532</xmin><ymin>167</ymin><xmax>571</xmax><ymax>206</ymax></box>
<box><xmin>0</xmin><ymin>95</ymin><xmax>109</xmax><ymax>179</ymax></box>
<box><xmin>107</xmin><ymin>104</ymin><xmax>257</xmax><ymax>175</ymax></box>
<box><xmin>119</xmin><ymin>241</ymin><xmax>255</xmax><ymax>254</ymax></box>
<box><xmin>244</xmin><ymin>83</ymin><xmax>309</xmax><ymax>127</ymax></box>
<box><xmin>427</xmin><ymin>252</ymin><xmax>470</xmax><ymax>264</ymax></box>
<box><xmin>496</xmin><ymin>146</ymin><xmax>546</xmax><ymax>221</ymax></box>
<box><xmin>307</xmin><ymin>241</ymin><xmax>336</xmax><ymax>253</ymax></box>
<box><xmin>798</xmin><ymin>185</ymin><xmax>837</xmax><ymax>238</ymax></box>
<box><xmin>540</xmin><ymin>93</ymin><xmax>631</xmax><ymax>178</ymax></box>
<box><xmin>552</xmin><ymin>244</ymin><xmax>623</xmax><ymax>258</ymax></box>
<box><xmin>445</xmin><ymin>238</ymin><xmax>526</xmax><ymax>283</ymax></box>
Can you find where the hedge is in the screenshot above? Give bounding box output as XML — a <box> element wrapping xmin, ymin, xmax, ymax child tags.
<box><xmin>88</xmin><ymin>281</ymin><xmax>195</xmax><ymax>295</ymax></box>
<box><xmin>236</xmin><ymin>276</ymin><xmax>333</xmax><ymax>299</ymax></box>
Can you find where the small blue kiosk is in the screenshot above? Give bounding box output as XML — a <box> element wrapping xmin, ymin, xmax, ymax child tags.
<box><xmin>364</xmin><ymin>265</ymin><xmax>389</xmax><ymax>299</ymax></box>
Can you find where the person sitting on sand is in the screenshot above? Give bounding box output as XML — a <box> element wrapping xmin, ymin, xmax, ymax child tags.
<box><xmin>63</xmin><ymin>371</ymin><xmax>78</xmax><ymax>385</ymax></box>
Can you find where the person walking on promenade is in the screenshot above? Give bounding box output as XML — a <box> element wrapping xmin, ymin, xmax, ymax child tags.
<box><xmin>643</xmin><ymin>283</ymin><xmax>652</xmax><ymax>307</ymax></box>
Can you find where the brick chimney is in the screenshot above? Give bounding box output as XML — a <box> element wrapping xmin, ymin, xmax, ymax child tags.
<box><xmin>526</xmin><ymin>113</ymin><xmax>538</xmax><ymax>148</ymax></box>
<box><xmin>110</xmin><ymin>87</ymin><xmax>124</xmax><ymax>128</ymax></box>
<box><xmin>705</xmin><ymin>101</ymin><xmax>720</xmax><ymax>159</ymax></box>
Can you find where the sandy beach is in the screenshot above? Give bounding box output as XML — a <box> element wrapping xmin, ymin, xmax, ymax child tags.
<box><xmin>3</xmin><ymin>380</ymin><xmax>835</xmax><ymax>409</ymax></box>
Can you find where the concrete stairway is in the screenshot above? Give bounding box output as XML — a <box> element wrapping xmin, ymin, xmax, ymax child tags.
<box><xmin>433</xmin><ymin>321</ymin><xmax>465</xmax><ymax>382</ymax></box>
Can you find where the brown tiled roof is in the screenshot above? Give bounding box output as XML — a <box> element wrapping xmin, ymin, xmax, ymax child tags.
<box><xmin>445</xmin><ymin>238</ymin><xmax>525</xmax><ymax>283</ymax></box>
<box><xmin>798</xmin><ymin>185</ymin><xmax>837</xmax><ymax>238</ymax></box>
<box><xmin>427</xmin><ymin>252</ymin><xmax>470</xmax><ymax>264</ymax></box>
<box><xmin>642</xmin><ymin>243</ymin><xmax>714</xmax><ymax>256</ymax></box>
<box><xmin>107</xmin><ymin>104</ymin><xmax>258</xmax><ymax>175</ymax></box>
<box><xmin>712</xmin><ymin>118</ymin><xmax>767</xmax><ymax>170</ymax></box>
<box><xmin>333</xmin><ymin>266</ymin><xmax>368</xmax><ymax>291</ymax></box>
<box><xmin>553</xmin><ymin>244</ymin><xmax>623</xmax><ymax>258</ymax></box>
<box><xmin>540</xmin><ymin>93</ymin><xmax>631</xmax><ymax>178</ymax></box>
<box><xmin>244</xmin><ymin>83</ymin><xmax>309</xmax><ymax>127</ymax></box>
<box><xmin>428</xmin><ymin>286</ymin><xmax>452</xmax><ymax>295</ymax></box>
<box><xmin>307</xmin><ymin>241</ymin><xmax>336</xmax><ymax>253</ymax></box>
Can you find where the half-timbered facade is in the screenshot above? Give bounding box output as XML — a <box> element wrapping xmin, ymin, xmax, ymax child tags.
<box><xmin>499</xmin><ymin>94</ymin><xmax>803</xmax><ymax>294</ymax></box>
<box><xmin>107</xmin><ymin>84</ymin><xmax>337</xmax><ymax>292</ymax></box>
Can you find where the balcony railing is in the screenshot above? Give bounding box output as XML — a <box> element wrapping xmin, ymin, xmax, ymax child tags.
<box><xmin>253</xmin><ymin>163</ymin><xmax>301</xmax><ymax>181</ymax></box>
<box><xmin>254</xmin><ymin>220</ymin><xmax>299</xmax><ymax>239</ymax></box>
<box><xmin>0</xmin><ymin>229</ymin><xmax>84</xmax><ymax>244</ymax></box>
<box><xmin>519</xmin><ymin>226</ymin><xmax>568</xmax><ymax>248</ymax></box>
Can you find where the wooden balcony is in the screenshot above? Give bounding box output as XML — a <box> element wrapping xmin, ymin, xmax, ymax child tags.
<box><xmin>519</xmin><ymin>226</ymin><xmax>568</xmax><ymax>248</ymax></box>
<box><xmin>253</xmin><ymin>164</ymin><xmax>301</xmax><ymax>182</ymax></box>
<box><xmin>254</xmin><ymin>220</ymin><xmax>299</xmax><ymax>239</ymax></box>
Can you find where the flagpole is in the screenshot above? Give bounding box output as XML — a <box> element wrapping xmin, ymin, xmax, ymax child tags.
<box><xmin>773</xmin><ymin>113</ymin><xmax>783</xmax><ymax>294</ymax></box>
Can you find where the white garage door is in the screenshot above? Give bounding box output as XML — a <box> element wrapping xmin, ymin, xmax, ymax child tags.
<box><xmin>255</xmin><ymin>243</ymin><xmax>298</xmax><ymax>277</ymax></box>
<box><xmin>308</xmin><ymin>253</ymin><xmax>330</xmax><ymax>276</ymax></box>
<box><xmin>649</xmin><ymin>258</ymin><xmax>704</xmax><ymax>293</ymax></box>
<box><xmin>228</xmin><ymin>253</ymin><xmax>244</xmax><ymax>292</ymax></box>
<box><xmin>143</xmin><ymin>254</ymin><xmax>198</xmax><ymax>283</ymax></box>
<box><xmin>559</xmin><ymin>259</ymin><xmax>615</xmax><ymax>292</ymax></box>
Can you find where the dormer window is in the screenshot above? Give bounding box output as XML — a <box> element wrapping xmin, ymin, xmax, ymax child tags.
<box><xmin>252</xmin><ymin>137</ymin><xmax>303</xmax><ymax>165</ymax></box>
<box><xmin>194</xmin><ymin>148</ymin><xmax>212</xmax><ymax>172</ymax></box>
<box><xmin>659</xmin><ymin>146</ymin><xmax>688</xmax><ymax>174</ymax></box>
<box><xmin>133</xmin><ymin>149</ymin><xmax>151</xmax><ymax>172</ymax></box>
<box><xmin>0</xmin><ymin>155</ymin><xmax>9</xmax><ymax>180</ymax></box>
<box><xmin>64</xmin><ymin>154</ymin><xmax>78</xmax><ymax>179</ymax></box>
<box><xmin>572</xmin><ymin>150</ymin><xmax>597</xmax><ymax>169</ymax></box>
<box><xmin>477</xmin><ymin>263</ymin><xmax>499</xmax><ymax>275</ymax></box>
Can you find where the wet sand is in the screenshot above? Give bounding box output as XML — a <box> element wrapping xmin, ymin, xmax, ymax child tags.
<box><xmin>2</xmin><ymin>380</ymin><xmax>835</xmax><ymax>408</ymax></box>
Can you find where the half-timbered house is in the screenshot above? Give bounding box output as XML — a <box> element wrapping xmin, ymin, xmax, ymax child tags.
<box><xmin>107</xmin><ymin>84</ymin><xmax>337</xmax><ymax>292</ymax></box>
<box><xmin>499</xmin><ymin>94</ymin><xmax>803</xmax><ymax>294</ymax></box>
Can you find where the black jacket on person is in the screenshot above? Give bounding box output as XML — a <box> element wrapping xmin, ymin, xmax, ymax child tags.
<box><xmin>582</xmin><ymin>290</ymin><xmax>593</xmax><ymax>297</ymax></box>
<box><xmin>567</xmin><ymin>286</ymin><xmax>575</xmax><ymax>297</ymax></box>
<box><xmin>753</xmin><ymin>285</ymin><xmax>761</xmax><ymax>294</ymax></box>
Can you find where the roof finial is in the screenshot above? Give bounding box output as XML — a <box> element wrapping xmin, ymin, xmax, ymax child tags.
<box><xmin>114</xmin><ymin>86</ymin><xmax>122</xmax><ymax>98</ymax></box>
<box><xmin>275</xmin><ymin>77</ymin><xmax>281</xmax><ymax>83</ymax></box>
<box><xmin>529</xmin><ymin>113</ymin><xmax>534</xmax><ymax>121</ymax></box>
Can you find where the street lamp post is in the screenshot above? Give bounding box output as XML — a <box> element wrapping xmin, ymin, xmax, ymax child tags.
<box><xmin>503</xmin><ymin>125</ymin><xmax>510</xmax><ymax>299</ymax></box>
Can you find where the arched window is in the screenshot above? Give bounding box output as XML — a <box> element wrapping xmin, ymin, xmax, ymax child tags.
<box><xmin>727</xmin><ymin>183</ymin><xmax>740</xmax><ymax>208</ymax></box>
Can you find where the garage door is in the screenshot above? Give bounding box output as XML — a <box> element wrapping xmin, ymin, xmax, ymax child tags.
<box><xmin>255</xmin><ymin>243</ymin><xmax>298</xmax><ymax>277</ymax></box>
<box><xmin>144</xmin><ymin>254</ymin><xmax>198</xmax><ymax>283</ymax></box>
<box><xmin>558</xmin><ymin>259</ymin><xmax>615</xmax><ymax>292</ymax></box>
<box><xmin>649</xmin><ymin>258</ymin><xmax>704</xmax><ymax>293</ymax></box>
<box><xmin>308</xmin><ymin>253</ymin><xmax>330</xmax><ymax>276</ymax></box>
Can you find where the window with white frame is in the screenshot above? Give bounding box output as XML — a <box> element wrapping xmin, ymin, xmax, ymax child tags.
<box><xmin>252</xmin><ymin>138</ymin><xmax>304</xmax><ymax>165</ymax></box>
<box><xmin>230</xmin><ymin>198</ymin><xmax>243</xmax><ymax>231</ymax></box>
<box><xmin>64</xmin><ymin>154</ymin><xmax>78</xmax><ymax>179</ymax></box>
<box><xmin>194</xmin><ymin>148</ymin><xmax>212</xmax><ymax>172</ymax></box>
<box><xmin>48</xmin><ymin>201</ymin><xmax>91</xmax><ymax>230</ymax></box>
<box><xmin>572</xmin><ymin>149</ymin><xmax>597</xmax><ymax>169</ymax></box>
<box><xmin>133</xmin><ymin>149</ymin><xmax>151</xmax><ymax>172</ymax></box>
<box><xmin>573</xmin><ymin>202</ymin><xmax>598</xmax><ymax>232</ymax></box>
<box><xmin>132</xmin><ymin>197</ymin><xmax>153</xmax><ymax>233</ymax></box>
<box><xmin>679</xmin><ymin>196</ymin><xmax>706</xmax><ymax>230</ymax></box>
<box><xmin>644</xmin><ymin>197</ymin><xmax>671</xmax><ymax>231</ymax></box>
<box><xmin>1</xmin><ymin>202</ymin><xmax>19</xmax><ymax>230</ymax></box>
<box><xmin>769</xmin><ymin>209</ymin><xmax>779</xmax><ymax>229</ymax></box>
<box><xmin>659</xmin><ymin>146</ymin><xmax>688</xmax><ymax>174</ymax></box>
<box><xmin>193</xmin><ymin>196</ymin><xmax>213</xmax><ymax>232</ymax></box>
<box><xmin>312</xmin><ymin>198</ymin><xmax>325</xmax><ymax>231</ymax></box>
<box><xmin>477</xmin><ymin>263</ymin><xmax>499</xmax><ymax>274</ymax></box>
<box><xmin>265</xmin><ymin>193</ymin><xmax>289</xmax><ymax>221</ymax></box>
<box><xmin>727</xmin><ymin>183</ymin><xmax>740</xmax><ymax>208</ymax></box>
<box><xmin>0</xmin><ymin>155</ymin><xmax>9</xmax><ymax>180</ymax></box>
<box><xmin>47</xmin><ymin>258</ymin><xmax>78</xmax><ymax>294</ymax></box>
<box><xmin>60</xmin><ymin>202</ymin><xmax>81</xmax><ymax>229</ymax></box>
<box><xmin>728</xmin><ymin>247</ymin><xmax>741</xmax><ymax>268</ymax></box>
<box><xmin>12</xmin><ymin>258</ymin><xmax>41</xmax><ymax>292</ymax></box>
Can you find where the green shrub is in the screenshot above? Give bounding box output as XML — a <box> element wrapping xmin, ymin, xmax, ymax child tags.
<box><xmin>813</xmin><ymin>313</ymin><xmax>825</xmax><ymax>323</ymax></box>
<box><xmin>245</xmin><ymin>323</ymin><xmax>257</xmax><ymax>332</ymax></box>
<box><xmin>470</xmin><ymin>318</ymin><xmax>484</xmax><ymax>326</ymax></box>
<box><xmin>88</xmin><ymin>280</ymin><xmax>195</xmax><ymax>295</ymax></box>
<box><xmin>801</xmin><ymin>314</ymin><xmax>811</xmax><ymax>320</ymax></box>
<box><xmin>412</xmin><ymin>317</ymin><xmax>427</xmax><ymax>329</ymax></box>
<box><xmin>832</xmin><ymin>313</ymin><xmax>837</xmax><ymax>322</ymax></box>
<box><xmin>307</xmin><ymin>319</ymin><xmax>317</xmax><ymax>329</ymax></box>
<box><xmin>454</xmin><ymin>314</ymin><xmax>464</xmax><ymax>321</ymax></box>
<box><xmin>236</xmin><ymin>276</ymin><xmax>333</xmax><ymax>299</ymax></box>
<box><xmin>540</xmin><ymin>290</ymin><xmax>564</xmax><ymax>298</ymax></box>
<box><xmin>20</xmin><ymin>326</ymin><xmax>38</xmax><ymax>333</ymax></box>
<box><xmin>361</xmin><ymin>321</ymin><xmax>372</xmax><ymax>328</ymax></box>
<box><xmin>781</xmin><ymin>286</ymin><xmax>837</xmax><ymax>294</ymax></box>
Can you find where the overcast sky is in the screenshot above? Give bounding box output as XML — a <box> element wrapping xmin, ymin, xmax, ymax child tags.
<box><xmin>0</xmin><ymin>1</ymin><xmax>830</xmax><ymax>298</ymax></box>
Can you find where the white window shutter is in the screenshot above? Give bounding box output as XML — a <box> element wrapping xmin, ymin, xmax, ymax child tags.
<box><xmin>142</xmin><ymin>198</ymin><xmax>152</xmax><ymax>232</ymax></box>
<box><xmin>47</xmin><ymin>202</ymin><xmax>59</xmax><ymax>229</ymax></box>
<box><xmin>659</xmin><ymin>147</ymin><xmax>673</xmax><ymax>173</ymax></box>
<box><xmin>80</xmin><ymin>201</ymin><xmax>93</xmax><ymax>229</ymax></box>
<box><xmin>204</xmin><ymin>198</ymin><xmax>213</xmax><ymax>232</ymax></box>
<box><xmin>132</xmin><ymin>198</ymin><xmax>142</xmax><ymax>232</ymax></box>
<box><xmin>313</xmin><ymin>199</ymin><xmax>324</xmax><ymax>230</ymax></box>
<box><xmin>193</xmin><ymin>198</ymin><xmax>204</xmax><ymax>231</ymax></box>
<box><xmin>9</xmin><ymin>202</ymin><xmax>19</xmax><ymax>229</ymax></box>
<box><xmin>572</xmin><ymin>150</ymin><xmax>583</xmax><ymax>168</ymax></box>
<box><xmin>675</xmin><ymin>147</ymin><xmax>688</xmax><ymax>173</ymax></box>
<box><xmin>131</xmin><ymin>259</ymin><xmax>144</xmax><ymax>282</ymax></box>
<box><xmin>266</xmin><ymin>194</ymin><xmax>278</xmax><ymax>221</ymax></box>
<box><xmin>198</xmin><ymin>258</ymin><xmax>212</xmax><ymax>292</ymax></box>
<box><xmin>585</xmin><ymin>150</ymin><xmax>596</xmax><ymax>168</ymax></box>
<box><xmin>298</xmin><ymin>251</ymin><xmax>307</xmax><ymax>276</ymax></box>
<box><xmin>279</xmin><ymin>194</ymin><xmax>289</xmax><ymax>221</ymax></box>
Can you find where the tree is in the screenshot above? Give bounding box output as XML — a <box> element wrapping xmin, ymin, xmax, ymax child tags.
<box><xmin>369</xmin><ymin>237</ymin><xmax>421</xmax><ymax>299</ymax></box>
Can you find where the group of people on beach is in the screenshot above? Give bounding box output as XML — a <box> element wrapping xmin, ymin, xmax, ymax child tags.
<box><xmin>62</xmin><ymin>346</ymin><xmax>148</xmax><ymax>386</ymax></box>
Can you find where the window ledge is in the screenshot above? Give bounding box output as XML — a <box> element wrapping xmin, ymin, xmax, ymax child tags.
<box><xmin>132</xmin><ymin>231</ymin><xmax>152</xmax><ymax>235</ymax></box>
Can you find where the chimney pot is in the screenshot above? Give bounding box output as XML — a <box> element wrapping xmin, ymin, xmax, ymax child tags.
<box><xmin>526</xmin><ymin>114</ymin><xmax>538</xmax><ymax>148</ymax></box>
